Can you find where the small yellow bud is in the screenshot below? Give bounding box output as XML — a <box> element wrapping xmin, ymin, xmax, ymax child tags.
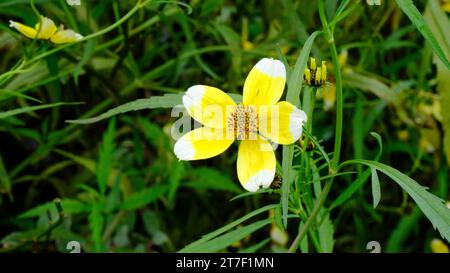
<box><xmin>310</xmin><ymin>57</ymin><xmax>316</xmax><ymax>71</ymax></box>
<box><xmin>304</xmin><ymin>68</ymin><xmax>311</xmax><ymax>85</ymax></box>
<box><xmin>304</xmin><ymin>57</ymin><xmax>327</xmax><ymax>87</ymax></box>
<box><xmin>316</xmin><ymin>67</ymin><xmax>322</xmax><ymax>85</ymax></box>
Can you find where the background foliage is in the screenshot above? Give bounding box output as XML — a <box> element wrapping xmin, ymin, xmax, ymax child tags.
<box><xmin>0</xmin><ymin>0</ymin><xmax>449</xmax><ymax>253</ymax></box>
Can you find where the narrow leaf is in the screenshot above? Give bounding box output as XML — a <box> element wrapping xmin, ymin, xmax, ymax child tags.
<box><xmin>66</xmin><ymin>94</ymin><xmax>183</xmax><ymax>124</ymax></box>
<box><xmin>395</xmin><ymin>0</ymin><xmax>450</xmax><ymax>69</ymax></box>
<box><xmin>0</xmin><ymin>102</ymin><xmax>83</xmax><ymax>119</ymax></box>
<box><xmin>282</xmin><ymin>30</ymin><xmax>321</xmax><ymax>228</ymax></box>
<box><xmin>371</xmin><ymin>167</ymin><xmax>381</xmax><ymax>208</ymax></box>
<box><xmin>341</xmin><ymin>159</ymin><xmax>450</xmax><ymax>242</ymax></box>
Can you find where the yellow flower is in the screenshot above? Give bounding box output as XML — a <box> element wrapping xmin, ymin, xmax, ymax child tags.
<box><xmin>431</xmin><ymin>238</ymin><xmax>450</xmax><ymax>253</ymax></box>
<box><xmin>318</xmin><ymin>84</ymin><xmax>336</xmax><ymax>111</ymax></box>
<box><xmin>304</xmin><ymin>57</ymin><xmax>327</xmax><ymax>87</ymax></box>
<box><xmin>9</xmin><ymin>16</ymin><xmax>82</xmax><ymax>44</ymax></box>
<box><xmin>442</xmin><ymin>0</ymin><xmax>450</xmax><ymax>12</ymax></box>
<box><xmin>174</xmin><ymin>58</ymin><xmax>307</xmax><ymax>191</ymax></box>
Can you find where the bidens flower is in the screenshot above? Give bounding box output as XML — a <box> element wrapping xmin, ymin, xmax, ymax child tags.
<box><xmin>174</xmin><ymin>58</ymin><xmax>307</xmax><ymax>192</ymax></box>
<box><xmin>9</xmin><ymin>16</ymin><xmax>82</xmax><ymax>44</ymax></box>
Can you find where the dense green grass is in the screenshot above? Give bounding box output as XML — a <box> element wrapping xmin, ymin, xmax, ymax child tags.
<box><xmin>0</xmin><ymin>0</ymin><xmax>450</xmax><ymax>253</ymax></box>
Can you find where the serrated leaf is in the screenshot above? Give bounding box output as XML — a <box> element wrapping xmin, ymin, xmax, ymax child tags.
<box><xmin>341</xmin><ymin>159</ymin><xmax>450</xmax><ymax>242</ymax></box>
<box><xmin>66</xmin><ymin>94</ymin><xmax>183</xmax><ymax>124</ymax></box>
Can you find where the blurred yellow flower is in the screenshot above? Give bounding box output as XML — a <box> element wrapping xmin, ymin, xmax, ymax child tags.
<box><xmin>397</xmin><ymin>130</ymin><xmax>409</xmax><ymax>141</ymax></box>
<box><xmin>9</xmin><ymin>16</ymin><xmax>82</xmax><ymax>44</ymax></box>
<box><xmin>270</xmin><ymin>225</ymin><xmax>289</xmax><ymax>246</ymax></box>
<box><xmin>419</xmin><ymin>129</ymin><xmax>440</xmax><ymax>154</ymax></box>
<box><xmin>431</xmin><ymin>238</ymin><xmax>450</xmax><ymax>253</ymax></box>
<box><xmin>174</xmin><ymin>58</ymin><xmax>307</xmax><ymax>191</ymax></box>
<box><xmin>442</xmin><ymin>0</ymin><xmax>450</xmax><ymax>12</ymax></box>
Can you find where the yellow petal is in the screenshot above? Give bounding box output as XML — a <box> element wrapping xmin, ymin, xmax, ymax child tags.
<box><xmin>183</xmin><ymin>85</ymin><xmax>236</xmax><ymax>129</ymax></box>
<box><xmin>431</xmin><ymin>239</ymin><xmax>450</xmax><ymax>253</ymax></box>
<box><xmin>50</xmin><ymin>29</ymin><xmax>83</xmax><ymax>44</ymax></box>
<box><xmin>174</xmin><ymin>127</ymin><xmax>233</xmax><ymax>160</ymax></box>
<box><xmin>9</xmin><ymin>20</ymin><xmax>38</xmax><ymax>39</ymax></box>
<box><xmin>258</xmin><ymin>101</ymin><xmax>307</xmax><ymax>145</ymax></box>
<box><xmin>237</xmin><ymin>136</ymin><xmax>275</xmax><ymax>192</ymax></box>
<box><xmin>243</xmin><ymin>58</ymin><xmax>286</xmax><ymax>106</ymax></box>
<box><xmin>34</xmin><ymin>16</ymin><xmax>57</xmax><ymax>39</ymax></box>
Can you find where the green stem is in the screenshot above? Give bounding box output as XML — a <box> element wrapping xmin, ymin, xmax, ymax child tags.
<box><xmin>330</xmin><ymin>42</ymin><xmax>343</xmax><ymax>171</ymax></box>
<box><xmin>288</xmin><ymin>0</ymin><xmax>344</xmax><ymax>253</ymax></box>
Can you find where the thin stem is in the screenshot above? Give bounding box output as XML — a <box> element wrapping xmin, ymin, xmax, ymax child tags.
<box><xmin>288</xmin><ymin>180</ymin><xmax>332</xmax><ymax>252</ymax></box>
<box><xmin>288</xmin><ymin>0</ymin><xmax>345</xmax><ymax>253</ymax></box>
<box><xmin>329</xmin><ymin>42</ymin><xmax>343</xmax><ymax>171</ymax></box>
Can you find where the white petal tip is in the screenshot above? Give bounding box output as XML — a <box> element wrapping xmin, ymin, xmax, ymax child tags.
<box><xmin>9</xmin><ymin>20</ymin><xmax>17</xmax><ymax>28</ymax></box>
<box><xmin>242</xmin><ymin>170</ymin><xmax>275</xmax><ymax>192</ymax></box>
<box><xmin>289</xmin><ymin>108</ymin><xmax>307</xmax><ymax>141</ymax></box>
<box><xmin>255</xmin><ymin>58</ymin><xmax>286</xmax><ymax>78</ymax></box>
<box><xmin>183</xmin><ymin>85</ymin><xmax>205</xmax><ymax>109</ymax></box>
<box><xmin>174</xmin><ymin>137</ymin><xmax>195</xmax><ymax>160</ymax></box>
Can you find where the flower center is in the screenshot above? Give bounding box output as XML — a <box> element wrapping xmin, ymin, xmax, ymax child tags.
<box><xmin>227</xmin><ymin>104</ymin><xmax>258</xmax><ymax>140</ymax></box>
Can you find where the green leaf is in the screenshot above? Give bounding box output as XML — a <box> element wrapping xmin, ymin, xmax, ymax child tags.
<box><xmin>343</xmin><ymin>72</ymin><xmax>397</xmax><ymax>103</ymax></box>
<box><xmin>65</xmin><ymin>94</ymin><xmax>183</xmax><ymax>124</ymax></box>
<box><xmin>55</xmin><ymin>149</ymin><xmax>133</xmax><ymax>196</ymax></box>
<box><xmin>371</xmin><ymin>167</ymin><xmax>381</xmax><ymax>208</ymax></box>
<box><xmin>168</xmin><ymin>161</ymin><xmax>185</xmax><ymax>204</ymax></box>
<box><xmin>318</xmin><ymin>210</ymin><xmax>334</xmax><ymax>253</ymax></box>
<box><xmin>179</xmin><ymin>219</ymin><xmax>272</xmax><ymax>253</ymax></box>
<box><xmin>97</xmin><ymin>118</ymin><xmax>116</xmax><ymax>195</ymax></box>
<box><xmin>394</xmin><ymin>0</ymin><xmax>450</xmax><ymax>70</ymax></box>
<box><xmin>74</xmin><ymin>39</ymin><xmax>97</xmax><ymax>84</ymax></box>
<box><xmin>238</xmin><ymin>238</ymin><xmax>271</xmax><ymax>253</ymax></box>
<box><xmin>18</xmin><ymin>199</ymin><xmax>90</xmax><ymax>219</ymax></box>
<box><xmin>120</xmin><ymin>185</ymin><xmax>168</xmax><ymax>210</ymax></box>
<box><xmin>0</xmin><ymin>155</ymin><xmax>11</xmax><ymax>197</ymax></box>
<box><xmin>424</xmin><ymin>1</ymin><xmax>450</xmax><ymax>165</ymax></box>
<box><xmin>330</xmin><ymin>132</ymin><xmax>383</xmax><ymax>210</ymax></box>
<box><xmin>282</xmin><ymin>30</ymin><xmax>322</xmax><ymax>228</ymax></box>
<box><xmin>89</xmin><ymin>202</ymin><xmax>105</xmax><ymax>252</ymax></box>
<box><xmin>179</xmin><ymin>204</ymin><xmax>278</xmax><ymax>253</ymax></box>
<box><xmin>185</xmin><ymin>167</ymin><xmax>242</xmax><ymax>193</ymax></box>
<box><xmin>0</xmin><ymin>102</ymin><xmax>83</xmax><ymax>119</ymax></box>
<box><xmin>340</xmin><ymin>159</ymin><xmax>450</xmax><ymax>242</ymax></box>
